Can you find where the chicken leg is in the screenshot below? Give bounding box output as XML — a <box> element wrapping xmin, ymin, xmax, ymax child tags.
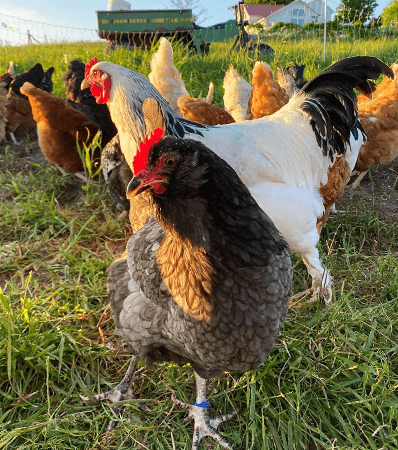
<box><xmin>173</xmin><ymin>371</ymin><xmax>237</xmax><ymax>450</ymax></box>
<box><xmin>81</xmin><ymin>355</ymin><xmax>146</xmax><ymax>431</ymax></box>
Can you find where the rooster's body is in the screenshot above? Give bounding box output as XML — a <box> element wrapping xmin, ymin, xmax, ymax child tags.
<box><xmin>83</xmin><ymin>56</ymin><xmax>393</xmax><ymax>304</ymax></box>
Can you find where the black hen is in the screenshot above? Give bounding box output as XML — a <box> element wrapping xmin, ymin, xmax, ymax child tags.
<box><xmin>11</xmin><ymin>63</ymin><xmax>55</xmax><ymax>98</ymax></box>
<box><xmin>285</xmin><ymin>62</ymin><xmax>307</xmax><ymax>89</ymax></box>
<box><xmin>87</xmin><ymin>98</ymin><xmax>293</xmax><ymax>449</ymax></box>
<box><xmin>40</xmin><ymin>67</ymin><xmax>55</xmax><ymax>93</ymax></box>
<box><xmin>101</xmin><ymin>134</ymin><xmax>132</xmax><ymax>212</ymax></box>
<box><xmin>63</xmin><ymin>59</ymin><xmax>116</xmax><ymax>146</ymax></box>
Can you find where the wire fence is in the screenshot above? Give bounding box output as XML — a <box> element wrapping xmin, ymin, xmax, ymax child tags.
<box><xmin>0</xmin><ymin>13</ymin><xmax>99</xmax><ymax>46</ymax></box>
<box><xmin>1</xmin><ymin>7</ymin><xmax>398</xmax><ymax>52</ymax></box>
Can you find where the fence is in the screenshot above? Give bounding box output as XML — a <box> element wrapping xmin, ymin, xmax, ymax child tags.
<box><xmin>1</xmin><ymin>6</ymin><xmax>398</xmax><ymax>58</ymax></box>
<box><xmin>0</xmin><ymin>12</ymin><xmax>99</xmax><ymax>46</ymax></box>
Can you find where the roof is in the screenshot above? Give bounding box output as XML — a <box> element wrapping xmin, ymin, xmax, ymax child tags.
<box><xmin>244</xmin><ymin>3</ymin><xmax>285</xmax><ymax>17</ymax></box>
<box><xmin>266</xmin><ymin>0</ymin><xmax>320</xmax><ymax>19</ymax></box>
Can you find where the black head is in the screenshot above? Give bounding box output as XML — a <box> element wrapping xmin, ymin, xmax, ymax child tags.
<box><xmin>127</xmin><ymin>135</ymin><xmax>210</xmax><ymax>200</ymax></box>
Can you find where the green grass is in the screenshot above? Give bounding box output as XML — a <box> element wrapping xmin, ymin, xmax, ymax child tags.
<box><xmin>1</xmin><ymin>38</ymin><xmax>398</xmax><ymax>449</ymax></box>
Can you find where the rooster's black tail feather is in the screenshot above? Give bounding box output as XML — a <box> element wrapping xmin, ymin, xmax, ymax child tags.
<box><xmin>300</xmin><ymin>56</ymin><xmax>393</xmax><ymax>159</ymax></box>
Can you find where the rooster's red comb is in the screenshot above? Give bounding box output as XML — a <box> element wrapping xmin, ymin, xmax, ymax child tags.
<box><xmin>85</xmin><ymin>57</ymin><xmax>98</xmax><ymax>78</ymax></box>
<box><xmin>133</xmin><ymin>128</ymin><xmax>164</xmax><ymax>174</ymax></box>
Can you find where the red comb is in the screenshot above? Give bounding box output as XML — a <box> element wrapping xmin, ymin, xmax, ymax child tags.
<box><xmin>85</xmin><ymin>57</ymin><xmax>98</xmax><ymax>78</ymax></box>
<box><xmin>133</xmin><ymin>128</ymin><xmax>164</xmax><ymax>175</ymax></box>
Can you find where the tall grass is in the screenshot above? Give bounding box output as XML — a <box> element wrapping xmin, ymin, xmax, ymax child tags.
<box><xmin>1</xmin><ymin>35</ymin><xmax>396</xmax><ymax>99</ymax></box>
<box><xmin>0</xmin><ymin>39</ymin><xmax>398</xmax><ymax>449</ymax></box>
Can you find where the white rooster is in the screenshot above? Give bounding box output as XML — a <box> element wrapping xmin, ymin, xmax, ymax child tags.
<box><xmin>82</xmin><ymin>56</ymin><xmax>393</xmax><ymax>305</ymax></box>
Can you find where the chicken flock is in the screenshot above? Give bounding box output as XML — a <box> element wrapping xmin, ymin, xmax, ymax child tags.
<box><xmin>1</xmin><ymin>39</ymin><xmax>397</xmax><ymax>449</ymax></box>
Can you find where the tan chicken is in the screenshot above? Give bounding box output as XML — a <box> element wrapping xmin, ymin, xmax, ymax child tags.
<box><xmin>246</xmin><ymin>61</ymin><xmax>289</xmax><ymax>120</ymax></box>
<box><xmin>223</xmin><ymin>65</ymin><xmax>252</xmax><ymax>122</ymax></box>
<box><xmin>177</xmin><ymin>95</ymin><xmax>235</xmax><ymax>125</ymax></box>
<box><xmin>148</xmin><ymin>37</ymin><xmax>214</xmax><ymax>116</ymax></box>
<box><xmin>20</xmin><ymin>82</ymin><xmax>100</xmax><ymax>181</ymax></box>
<box><xmin>0</xmin><ymin>62</ymin><xmax>14</xmax><ymax>142</ymax></box>
<box><xmin>350</xmin><ymin>63</ymin><xmax>398</xmax><ymax>189</ymax></box>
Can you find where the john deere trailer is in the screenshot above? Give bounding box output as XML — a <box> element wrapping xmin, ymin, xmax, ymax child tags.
<box><xmin>96</xmin><ymin>8</ymin><xmax>239</xmax><ymax>53</ymax></box>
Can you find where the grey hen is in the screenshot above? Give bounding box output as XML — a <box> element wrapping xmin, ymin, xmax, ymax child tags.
<box><xmin>88</xmin><ymin>99</ymin><xmax>293</xmax><ymax>449</ymax></box>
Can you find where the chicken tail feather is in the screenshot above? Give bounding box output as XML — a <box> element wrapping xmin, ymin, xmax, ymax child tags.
<box><xmin>299</xmin><ymin>56</ymin><xmax>393</xmax><ymax>160</ymax></box>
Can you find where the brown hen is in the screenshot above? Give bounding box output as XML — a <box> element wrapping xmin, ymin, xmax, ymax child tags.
<box><xmin>0</xmin><ymin>63</ymin><xmax>14</xmax><ymax>142</ymax></box>
<box><xmin>246</xmin><ymin>61</ymin><xmax>289</xmax><ymax>120</ymax></box>
<box><xmin>177</xmin><ymin>95</ymin><xmax>235</xmax><ymax>125</ymax></box>
<box><xmin>350</xmin><ymin>63</ymin><xmax>398</xmax><ymax>189</ymax></box>
<box><xmin>20</xmin><ymin>82</ymin><xmax>100</xmax><ymax>181</ymax></box>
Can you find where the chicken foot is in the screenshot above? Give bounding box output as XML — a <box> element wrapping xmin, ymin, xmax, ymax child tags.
<box><xmin>8</xmin><ymin>131</ymin><xmax>20</xmax><ymax>145</ymax></box>
<box><xmin>347</xmin><ymin>170</ymin><xmax>367</xmax><ymax>190</ymax></box>
<box><xmin>81</xmin><ymin>355</ymin><xmax>146</xmax><ymax>431</ymax></box>
<box><xmin>172</xmin><ymin>371</ymin><xmax>237</xmax><ymax>450</ymax></box>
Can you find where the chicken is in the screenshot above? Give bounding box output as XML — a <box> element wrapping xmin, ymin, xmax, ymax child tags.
<box><xmin>0</xmin><ymin>62</ymin><xmax>15</xmax><ymax>142</ymax></box>
<box><xmin>10</xmin><ymin>63</ymin><xmax>48</xmax><ymax>98</ymax></box>
<box><xmin>82</xmin><ymin>56</ymin><xmax>392</xmax><ymax>305</ymax></box>
<box><xmin>6</xmin><ymin>63</ymin><xmax>55</xmax><ymax>143</ymax></box>
<box><xmin>86</xmin><ymin>99</ymin><xmax>293</xmax><ymax>449</ymax></box>
<box><xmin>223</xmin><ymin>65</ymin><xmax>252</xmax><ymax>122</ymax></box>
<box><xmin>101</xmin><ymin>133</ymin><xmax>153</xmax><ymax>230</ymax></box>
<box><xmin>349</xmin><ymin>63</ymin><xmax>398</xmax><ymax>189</ymax></box>
<box><xmin>5</xmin><ymin>90</ymin><xmax>37</xmax><ymax>144</ymax></box>
<box><xmin>277</xmin><ymin>63</ymin><xmax>307</xmax><ymax>99</ymax></box>
<box><xmin>64</xmin><ymin>59</ymin><xmax>117</xmax><ymax>146</ymax></box>
<box><xmin>40</xmin><ymin>67</ymin><xmax>55</xmax><ymax>93</ymax></box>
<box><xmin>177</xmin><ymin>95</ymin><xmax>235</xmax><ymax>125</ymax></box>
<box><xmin>148</xmin><ymin>37</ymin><xmax>214</xmax><ymax>116</ymax></box>
<box><xmin>285</xmin><ymin>62</ymin><xmax>307</xmax><ymax>89</ymax></box>
<box><xmin>20</xmin><ymin>82</ymin><xmax>101</xmax><ymax>181</ymax></box>
<box><xmin>246</xmin><ymin>61</ymin><xmax>289</xmax><ymax>120</ymax></box>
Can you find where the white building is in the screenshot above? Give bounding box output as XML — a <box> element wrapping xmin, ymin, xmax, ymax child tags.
<box><xmin>308</xmin><ymin>0</ymin><xmax>334</xmax><ymax>23</ymax></box>
<box><xmin>262</xmin><ymin>0</ymin><xmax>333</xmax><ymax>28</ymax></box>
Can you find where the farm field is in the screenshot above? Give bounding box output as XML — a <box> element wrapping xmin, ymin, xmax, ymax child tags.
<box><xmin>0</xmin><ymin>38</ymin><xmax>398</xmax><ymax>450</ymax></box>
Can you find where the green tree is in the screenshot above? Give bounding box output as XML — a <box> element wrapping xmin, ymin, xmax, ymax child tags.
<box><xmin>335</xmin><ymin>0</ymin><xmax>378</xmax><ymax>23</ymax></box>
<box><xmin>381</xmin><ymin>0</ymin><xmax>398</xmax><ymax>26</ymax></box>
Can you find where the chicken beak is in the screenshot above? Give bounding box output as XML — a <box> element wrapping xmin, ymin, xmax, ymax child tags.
<box><xmin>126</xmin><ymin>176</ymin><xmax>167</xmax><ymax>198</ymax></box>
<box><xmin>126</xmin><ymin>177</ymin><xmax>147</xmax><ymax>199</ymax></box>
<box><xmin>81</xmin><ymin>79</ymin><xmax>90</xmax><ymax>90</ymax></box>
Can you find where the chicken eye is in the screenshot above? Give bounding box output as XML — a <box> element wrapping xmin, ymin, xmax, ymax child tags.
<box><xmin>93</xmin><ymin>70</ymin><xmax>98</xmax><ymax>76</ymax></box>
<box><xmin>163</xmin><ymin>156</ymin><xmax>177</xmax><ymax>169</ymax></box>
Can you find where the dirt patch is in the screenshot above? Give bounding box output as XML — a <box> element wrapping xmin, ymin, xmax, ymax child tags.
<box><xmin>340</xmin><ymin>159</ymin><xmax>398</xmax><ymax>218</ymax></box>
<box><xmin>0</xmin><ymin>129</ymin><xmax>49</xmax><ymax>174</ymax></box>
